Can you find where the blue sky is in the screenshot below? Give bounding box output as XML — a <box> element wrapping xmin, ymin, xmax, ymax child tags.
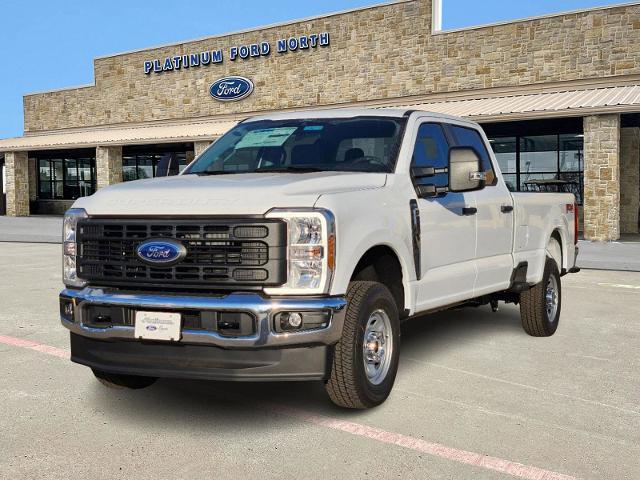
<box><xmin>0</xmin><ymin>0</ymin><xmax>623</xmax><ymax>138</ymax></box>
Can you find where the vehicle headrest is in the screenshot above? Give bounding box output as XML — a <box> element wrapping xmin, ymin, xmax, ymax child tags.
<box><xmin>344</xmin><ymin>148</ymin><xmax>365</xmax><ymax>162</ymax></box>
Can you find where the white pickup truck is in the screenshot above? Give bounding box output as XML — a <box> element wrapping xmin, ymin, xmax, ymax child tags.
<box><xmin>59</xmin><ymin>108</ymin><xmax>579</xmax><ymax>408</ymax></box>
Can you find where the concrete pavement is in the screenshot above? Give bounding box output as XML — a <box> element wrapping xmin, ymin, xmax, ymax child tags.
<box><xmin>0</xmin><ymin>243</ymin><xmax>638</xmax><ymax>479</ymax></box>
<box><xmin>577</xmin><ymin>236</ymin><xmax>640</xmax><ymax>271</ymax></box>
<box><xmin>0</xmin><ymin>216</ymin><xmax>62</xmax><ymax>243</ymax></box>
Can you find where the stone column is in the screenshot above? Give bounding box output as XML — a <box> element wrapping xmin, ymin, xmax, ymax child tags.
<box><xmin>583</xmin><ymin>114</ymin><xmax>621</xmax><ymax>241</ymax></box>
<box><xmin>96</xmin><ymin>146</ymin><xmax>123</xmax><ymax>190</ymax></box>
<box><xmin>620</xmin><ymin>127</ymin><xmax>640</xmax><ymax>234</ymax></box>
<box><xmin>194</xmin><ymin>141</ymin><xmax>212</xmax><ymax>158</ymax></box>
<box><xmin>5</xmin><ymin>151</ymin><xmax>30</xmax><ymax>216</ymax></box>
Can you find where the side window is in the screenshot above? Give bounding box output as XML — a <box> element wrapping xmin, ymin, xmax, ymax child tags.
<box><xmin>450</xmin><ymin>125</ymin><xmax>497</xmax><ymax>185</ymax></box>
<box><xmin>412</xmin><ymin>123</ymin><xmax>449</xmax><ymax>188</ymax></box>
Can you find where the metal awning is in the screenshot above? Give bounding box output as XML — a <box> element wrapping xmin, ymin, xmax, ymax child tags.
<box><xmin>0</xmin><ymin>118</ymin><xmax>238</xmax><ymax>152</ymax></box>
<box><xmin>402</xmin><ymin>84</ymin><xmax>640</xmax><ymax>121</ymax></box>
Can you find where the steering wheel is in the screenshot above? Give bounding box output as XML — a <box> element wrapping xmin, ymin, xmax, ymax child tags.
<box><xmin>351</xmin><ymin>156</ymin><xmax>388</xmax><ymax>169</ymax></box>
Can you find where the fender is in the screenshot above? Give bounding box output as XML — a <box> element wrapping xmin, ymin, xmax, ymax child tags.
<box><xmin>332</xmin><ymin>236</ymin><xmax>416</xmax><ymax>314</ymax></box>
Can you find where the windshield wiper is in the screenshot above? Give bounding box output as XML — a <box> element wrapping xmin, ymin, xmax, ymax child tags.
<box><xmin>254</xmin><ymin>166</ymin><xmax>327</xmax><ymax>173</ymax></box>
<box><xmin>192</xmin><ymin>171</ymin><xmax>245</xmax><ymax>176</ymax></box>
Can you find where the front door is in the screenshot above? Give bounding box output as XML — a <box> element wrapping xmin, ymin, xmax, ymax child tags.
<box><xmin>412</xmin><ymin>122</ymin><xmax>477</xmax><ymax>312</ymax></box>
<box><xmin>446</xmin><ymin>125</ymin><xmax>515</xmax><ymax>296</ymax></box>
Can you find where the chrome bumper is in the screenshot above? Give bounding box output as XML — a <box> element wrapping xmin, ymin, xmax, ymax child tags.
<box><xmin>60</xmin><ymin>288</ymin><xmax>347</xmax><ymax>349</ymax></box>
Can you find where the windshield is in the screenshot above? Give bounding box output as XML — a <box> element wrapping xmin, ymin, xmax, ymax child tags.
<box><xmin>185</xmin><ymin>117</ymin><xmax>406</xmax><ymax>175</ymax></box>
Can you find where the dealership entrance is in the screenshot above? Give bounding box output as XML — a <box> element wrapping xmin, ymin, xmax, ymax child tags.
<box><xmin>0</xmin><ymin>153</ymin><xmax>5</xmax><ymax>215</ymax></box>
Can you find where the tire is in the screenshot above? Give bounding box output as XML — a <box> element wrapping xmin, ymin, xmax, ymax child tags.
<box><xmin>520</xmin><ymin>256</ymin><xmax>562</xmax><ymax>337</ymax></box>
<box><xmin>325</xmin><ymin>281</ymin><xmax>400</xmax><ymax>409</ymax></box>
<box><xmin>92</xmin><ymin>369</ymin><xmax>158</xmax><ymax>390</ymax></box>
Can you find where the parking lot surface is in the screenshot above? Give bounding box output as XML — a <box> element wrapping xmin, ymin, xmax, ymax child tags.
<box><xmin>1</xmin><ymin>243</ymin><xmax>638</xmax><ymax>480</ymax></box>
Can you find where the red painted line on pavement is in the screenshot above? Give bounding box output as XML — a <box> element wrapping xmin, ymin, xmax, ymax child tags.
<box><xmin>0</xmin><ymin>334</ymin><xmax>578</xmax><ymax>480</ymax></box>
<box><xmin>269</xmin><ymin>404</ymin><xmax>577</xmax><ymax>480</ymax></box>
<box><xmin>0</xmin><ymin>335</ymin><xmax>70</xmax><ymax>359</ymax></box>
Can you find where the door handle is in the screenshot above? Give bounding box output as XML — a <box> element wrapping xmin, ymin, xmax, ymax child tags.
<box><xmin>462</xmin><ymin>207</ymin><xmax>478</xmax><ymax>216</ymax></box>
<box><xmin>501</xmin><ymin>205</ymin><xmax>514</xmax><ymax>213</ymax></box>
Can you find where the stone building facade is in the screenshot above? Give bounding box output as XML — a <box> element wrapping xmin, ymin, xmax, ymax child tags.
<box><xmin>1</xmin><ymin>0</ymin><xmax>640</xmax><ymax>240</ymax></box>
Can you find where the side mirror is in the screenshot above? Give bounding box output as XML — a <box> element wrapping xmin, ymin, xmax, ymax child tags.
<box><xmin>449</xmin><ymin>147</ymin><xmax>486</xmax><ymax>193</ymax></box>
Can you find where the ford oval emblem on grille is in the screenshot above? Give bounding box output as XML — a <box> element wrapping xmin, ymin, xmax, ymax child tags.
<box><xmin>209</xmin><ymin>76</ymin><xmax>254</xmax><ymax>102</ymax></box>
<box><xmin>136</xmin><ymin>239</ymin><xmax>186</xmax><ymax>266</ymax></box>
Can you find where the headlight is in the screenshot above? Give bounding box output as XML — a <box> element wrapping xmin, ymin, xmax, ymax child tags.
<box><xmin>265</xmin><ymin>209</ymin><xmax>335</xmax><ymax>295</ymax></box>
<box><xmin>62</xmin><ymin>208</ymin><xmax>88</xmax><ymax>287</ymax></box>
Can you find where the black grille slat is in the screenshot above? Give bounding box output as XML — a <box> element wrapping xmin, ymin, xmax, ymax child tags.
<box><xmin>76</xmin><ymin>218</ymin><xmax>286</xmax><ymax>289</ymax></box>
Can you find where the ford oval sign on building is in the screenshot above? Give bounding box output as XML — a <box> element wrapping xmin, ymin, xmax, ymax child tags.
<box><xmin>209</xmin><ymin>76</ymin><xmax>254</xmax><ymax>102</ymax></box>
<box><xmin>136</xmin><ymin>239</ymin><xmax>187</xmax><ymax>266</ymax></box>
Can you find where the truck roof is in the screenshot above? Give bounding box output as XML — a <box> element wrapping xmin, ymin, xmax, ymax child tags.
<box><xmin>245</xmin><ymin>107</ymin><xmax>471</xmax><ymax>124</ymax></box>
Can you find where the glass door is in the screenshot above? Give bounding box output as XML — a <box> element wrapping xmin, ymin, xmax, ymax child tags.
<box><xmin>0</xmin><ymin>154</ymin><xmax>6</xmax><ymax>215</ymax></box>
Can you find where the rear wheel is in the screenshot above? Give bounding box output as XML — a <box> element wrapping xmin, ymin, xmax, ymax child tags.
<box><xmin>92</xmin><ymin>369</ymin><xmax>158</xmax><ymax>390</ymax></box>
<box><xmin>520</xmin><ymin>256</ymin><xmax>561</xmax><ymax>337</ymax></box>
<box><xmin>325</xmin><ymin>281</ymin><xmax>400</xmax><ymax>409</ymax></box>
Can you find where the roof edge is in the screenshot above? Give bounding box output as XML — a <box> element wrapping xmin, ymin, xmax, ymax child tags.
<box><xmin>434</xmin><ymin>1</ymin><xmax>640</xmax><ymax>35</ymax></box>
<box><xmin>94</xmin><ymin>0</ymin><xmax>414</xmax><ymax>61</ymax></box>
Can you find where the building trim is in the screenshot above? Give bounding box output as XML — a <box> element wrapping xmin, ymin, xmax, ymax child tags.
<box><xmin>434</xmin><ymin>1</ymin><xmax>640</xmax><ymax>35</ymax></box>
<box><xmin>431</xmin><ymin>0</ymin><xmax>442</xmax><ymax>32</ymax></box>
<box><xmin>23</xmin><ymin>83</ymin><xmax>95</xmax><ymax>97</ymax></box>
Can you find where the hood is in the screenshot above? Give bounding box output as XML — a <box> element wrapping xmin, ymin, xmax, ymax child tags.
<box><xmin>74</xmin><ymin>171</ymin><xmax>387</xmax><ymax>216</ymax></box>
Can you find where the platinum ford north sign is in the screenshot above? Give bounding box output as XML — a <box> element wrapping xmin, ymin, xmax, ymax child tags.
<box><xmin>144</xmin><ymin>32</ymin><xmax>330</xmax><ymax>74</ymax></box>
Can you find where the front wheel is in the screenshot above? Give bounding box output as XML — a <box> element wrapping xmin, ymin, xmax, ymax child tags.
<box><xmin>92</xmin><ymin>369</ymin><xmax>158</xmax><ymax>390</ymax></box>
<box><xmin>520</xmin><ymin>256</ymin><xmax>562</xmax><ymax>337</ymax></box>
<box><xmin>325</xmin><ymin>281</ymin><xmax>400</xmax><ymax>409</ymax></box>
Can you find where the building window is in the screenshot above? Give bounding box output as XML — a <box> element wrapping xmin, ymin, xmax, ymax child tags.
<box><xmin>122</xmin><ymin>144</ymin><xmax>192</xmax><ymax>181</ymax></box>
<box><xmin>488</xmin><ymin>133</ymin><xmax>583</xmax><ymax>203</ymax></box>
<box><xmin>35</xmin><ymin>151</ymin><xmax>96</xmax><ymax>200</ymax></box>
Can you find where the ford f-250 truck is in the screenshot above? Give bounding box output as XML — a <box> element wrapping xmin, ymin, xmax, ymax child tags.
<box><xmin>59</xmin><ymin>108</ymin><xmax>579</xmax><ymax>409</ymax></box>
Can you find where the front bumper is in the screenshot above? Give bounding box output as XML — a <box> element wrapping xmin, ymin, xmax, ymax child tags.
<box><xmin>70</xmin><ymin>333</ymin><xmax>332</xmax><ymax>381</ymax></box>
<box><xmin>59</xmin><ymin>288</ymin><xmax>347</xmax><ymax>381</ymax></box>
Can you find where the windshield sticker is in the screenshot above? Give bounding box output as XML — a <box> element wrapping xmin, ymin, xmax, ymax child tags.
<box><xmin>303</xmin><ymin>125</ymin><xmax>324</xmax><ymax>131</ymax></box>
<box><xmin>235</xmin><ymin>127</ymin><xmax>297</xmax><ymax>149</ymax></box>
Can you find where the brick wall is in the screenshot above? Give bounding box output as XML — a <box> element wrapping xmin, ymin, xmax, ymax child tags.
<box><xmin>583</xmin><ymin>115</ymin><xmax>621</xmax><ymax>241</ymax></box>
<box><xmin>22</xmin><ymin>0</ymin><xmax>640</xmax><ymax>132</ymax></box>
<box><xmin>96</xmin><ymin>146</ymin><xmax>123</xmax><ymax>189</ymax></box>
<box><xmin>194</xmin><ymin>141</ymin><xmax>212</xmax><ymax>158</ymax></box>
<box><xmin>5</xmin><ymin>152</ymin><xmax>30</xmax><ymax>216</ymax></box>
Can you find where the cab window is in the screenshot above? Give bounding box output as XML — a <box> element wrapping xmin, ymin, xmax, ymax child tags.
<box><xmin>411</xmin><ymin>123</ymin><xmax>449</xmax><ymax>188</ymax></box>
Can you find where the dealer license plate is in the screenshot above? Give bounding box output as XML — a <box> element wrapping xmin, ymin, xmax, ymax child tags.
<box><xmin>134</xmin><ymin>311</ymin><xmax>181</xmax><ymax>341</ymax></box>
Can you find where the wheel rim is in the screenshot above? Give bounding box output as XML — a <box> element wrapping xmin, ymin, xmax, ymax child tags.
<box><xmin>362</xmin><ymin>309</ymin><xmax>393</xmax><ymax>385</ymax></box>
<box><xmin>545</xmin><ymin>274</ymin><xmax>559</xmax><ymax>322</ymax></box>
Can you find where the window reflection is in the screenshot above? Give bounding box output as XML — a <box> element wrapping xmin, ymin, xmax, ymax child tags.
<box><xmin>36</xmin><ymin>152</ymin><xmax>95</xmax><ymax>200</ymax></box>
<box><xmin>122</xmin><ymin>145</ymin><xmax>191</xmax><ymax>181</ymax></box>
<box><xmin>490</xmin><ymin>137</ymin><xmax>517</xmax><ymax>174</ymax></box>
<box><xmin>488</xmin><ymin>133</ymin><xmax>583</xmax><ymax>203</ymax></box>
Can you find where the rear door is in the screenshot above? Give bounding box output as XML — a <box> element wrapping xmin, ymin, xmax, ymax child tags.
<box><xmin>412</xmin><ymin>122</ymin><xmax>477</xmax><ymax>311</ymax></box>
<box><xmin>448</xmin><ymin>124</ymin><xmax>514</xmax><ymax>296</ymax></box>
